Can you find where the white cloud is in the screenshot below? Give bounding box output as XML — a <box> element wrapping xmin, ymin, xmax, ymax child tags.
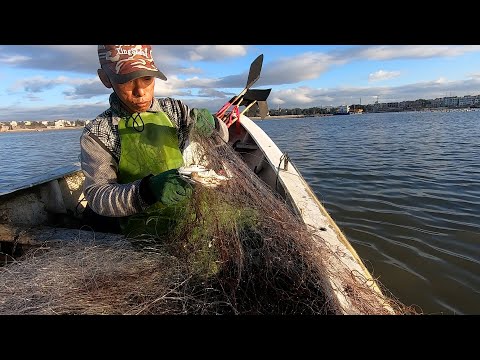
<box><xmin>260</xmin><ymin>76</ymin><xmax>480</xmax><ymax>109</ymax></box>
<box><xmin>186</xmin><ymin>45</ymin><xmax>248</xmax><ymax>61</ymax></box>
<box><xmin>178</xmin><ymin>66</ymin><xmax>203</xmax><ymax>75</ymax></box>
<box><xmin>0</xmin><ymin>55</ymin><xmax>31</xmax><ymax>64</ymax></box>
<box><xmin>11</xmin><ymin>76</ymin><xmax>99</xmax><ymax>94</ymax></box>
<box><xmin>258</xmin><ymin>52</ymin><xmax>337</xmax><ymax>86</ymax></box>
<box><xmin>467</xmin><ymin>72</ymin><xmax>480</xmax><ymax>79</ymax></box>
<box><xmin>369</xmin><ymin>70</ymin><xmax>401</xmax><ymax>82</ymax></box>
<box><xmin>3</xmin><ymin>45</ymin><xmax>480</xmax><ymax>120</ymax></box>
<box><xmin>434</xmin><ymin>77</ymin><xmax>448</xmax><ymax>84</ymax></box>
<box><xmin>351</xmin><ymin>45</ymin><xmax>480</xmax><ymax>61</ymax></box>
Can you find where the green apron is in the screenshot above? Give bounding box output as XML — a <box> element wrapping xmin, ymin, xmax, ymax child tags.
<box><xmin>117</xmin><ymin>111</ymin><xmax>186</xmax><ymax>239</ymax></box>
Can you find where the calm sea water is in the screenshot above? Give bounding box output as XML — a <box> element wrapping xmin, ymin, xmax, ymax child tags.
<box><xmin>1</xmin><ymin>112</ymin><xmax>479</xmax><ymax>314</ymax></box>
<box><xmin>0</xmin><ymin>129</ymin><xmax>82</xmax><ymax>190</ymax></box>
<box><xmin>258</xmin><ymin>111</ymin><xmax>480</xmax><ymax>315</ymax></box>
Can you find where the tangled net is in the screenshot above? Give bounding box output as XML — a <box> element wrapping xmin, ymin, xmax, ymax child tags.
<box><xmin>0</xmin><ymin>127</ymin><xmax>416</xmax><ymax>315</ymax></box>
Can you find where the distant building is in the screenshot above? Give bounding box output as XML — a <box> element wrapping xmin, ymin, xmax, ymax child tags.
<box><xmin>458</xmin><ymin>96</ymin><xmax>476</xmax><ymax>107</ymax></box>
<box><xmin>54</xmin><ymin>120</ymin><xmax>65</xmax><ymax>128</ymax></box>
<box><xmin>337</xmin><ymin>105</ymin><xmax>350</xmax><ymax>114</ymax></box>
<box><xmin>444</xmin><ymin>97</ymin><xmax>459</xmax><ymax>107</ymax></box>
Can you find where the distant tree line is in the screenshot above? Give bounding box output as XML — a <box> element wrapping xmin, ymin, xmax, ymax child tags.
<box><xmin>245</xmin><ymin>94</ymin><xmax>480</xmax><ymax>117</ymax></box>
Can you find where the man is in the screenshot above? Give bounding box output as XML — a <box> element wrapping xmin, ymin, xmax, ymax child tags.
<box><xmin>80</xmin><ymin>45</ymin><xmax>229</xmax><ymax>233</ymax></box>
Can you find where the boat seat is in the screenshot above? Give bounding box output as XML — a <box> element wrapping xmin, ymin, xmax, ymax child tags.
<box><xmin>233</xmin><ymin>141</ymin><xmax>258</xmax><ymax>150</ymax></box>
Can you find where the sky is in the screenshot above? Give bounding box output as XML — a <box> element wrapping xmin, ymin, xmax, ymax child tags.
<box><xmin>1</xmin><ymin>45</ymin><xmax>480</xmax><ymax>121</ymax></box>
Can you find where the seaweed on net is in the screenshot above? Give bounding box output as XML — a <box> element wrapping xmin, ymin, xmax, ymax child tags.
<box><xmin>0</xmin><ymin>129</ymin><xmax>414</xmax><ymax>315</ymax></box>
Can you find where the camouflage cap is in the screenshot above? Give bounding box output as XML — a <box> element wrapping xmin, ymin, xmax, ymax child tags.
<box><xmin>98</xmin><ymin>45</ymin><xmax>167</xmax><ymax>83</ymax></box>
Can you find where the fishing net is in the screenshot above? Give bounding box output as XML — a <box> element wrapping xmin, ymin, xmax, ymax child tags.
<box><xmin>0</xmin><ymin>127</ymin><xmax>415</xmax><ymax>315</ymax></box>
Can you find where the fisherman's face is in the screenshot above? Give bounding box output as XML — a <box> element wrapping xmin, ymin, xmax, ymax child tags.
<box><xmin>111</xmin><ymin>76</ymin><xmax>156</xmax><ymax>114</ymax></box>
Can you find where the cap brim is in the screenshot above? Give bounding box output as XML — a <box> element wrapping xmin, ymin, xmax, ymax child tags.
<box><xmin>103</xmin><ymin>66</ymin><xmax>167</xmax><ymax>83</ymax></box>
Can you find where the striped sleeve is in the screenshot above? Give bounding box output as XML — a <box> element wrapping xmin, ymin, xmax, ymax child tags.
<box><xmin>80</xmin><ymin>130</ymin><xmax>149</xmax><ymax>217</ymax></box>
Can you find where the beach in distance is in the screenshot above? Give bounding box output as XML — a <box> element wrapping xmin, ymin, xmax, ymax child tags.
<box><xmin>0</xmin><ymin>126</ymin><xmax>82</xmax><ymax>133</ymax></box>
<box><xmin>0</xmin><ymin>116</ymin><xmax>309</xmax><ymax>133</ymax></box>
<box><xmin>252</xmin><ymin>114</ymin><xmax>311</xmax><ymax>119</ymax></box>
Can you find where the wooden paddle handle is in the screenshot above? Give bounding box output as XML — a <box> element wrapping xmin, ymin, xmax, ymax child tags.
<box><xmin>240</xmin><ymin>100</ymin><xmax>257</xmax><ymax>116</ymax></box>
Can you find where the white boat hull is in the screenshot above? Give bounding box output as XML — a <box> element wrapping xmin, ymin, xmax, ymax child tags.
<box><xmin>0</xmin><ymin>115</ymin><xmax>396</xmax><ymax>314</ymax></box>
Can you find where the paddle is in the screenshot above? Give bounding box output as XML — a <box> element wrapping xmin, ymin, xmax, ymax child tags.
<box><xmin>226</xmin><ymin>99</ymin><xmax>269</xmax><ymax>128</ymax></box>
<box><xmin>238</xmin><ymin>88</ymin><xmax>271</xmax><ymax>111</ymax></box>
<box><xmin>240</xmin><ymin>100</ymin><xmax>269</xmax><ymax>118</ymax></box>
<box><xmin>240</xmin><ymin>101</ymin><xmax>259</xmax><ymax>116</ymax></box>
<box><xmin>258</xmin><ymin>100</ymin><xmax>269</xmax><ymax>119</ymax></box>
<box><xmin>216</xmin><ymin>54</ymin><xmax>264</xmax><ymax>120</ymax></box>
<box><xmin>242</xmin><ymin>88</ymin><xmax>271</xmax><ymax>103</ymax></box>
<box><xmin>239</xmin><ymin>88</ymin><xmax>272</xmax><ymax>119</ymax></box>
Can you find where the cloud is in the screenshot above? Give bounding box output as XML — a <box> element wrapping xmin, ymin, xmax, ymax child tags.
<box><xmin>10</xmin><ymin>76</ymin><xmax>103</xmax><ymax>98</ymax></box>
<box><xmin>0</xmin><ymin>45</ymin><xmax>249</xmax><ymax>77</ymax></box>
<box><xmin>434</xmin><ymin>77</ymin><xmax>448</xmax><ymax>84</ymax></box>
<box><xmin>369</xmin><ymin>70</ymin><xmax>401</xmax><ymax>82</ymax></box>
<box><xmin>196</xmin><ymin>88</ymin><xmax>234</xmax><ymax>98</ymax></box>
<box><xmin>63</xmin><ymin>79</ymin><xmax>110</xmax><ymax>99</ymax></box>
<box><xmin>10</xmin><ymin>76</ymin><xmax>70</xmax><ymax>93</ymax></box>
<box><xmin>3</xmin><ymin>45</ymin><xmax>480</xmax><ymax>121</ymax></box>
<box><xmin>337</xmin><ymin>45</ymin><xmax>480</xmax><ymax>61</ymax></box>
<box><xmin>379</xmin><ymin>77</ymin><xmax>480</xmax><ymax>101</ymax></box>
<box><xmin>271</xmin><ymin>86</ymin><xmax>352</xmax><ymax>108</ymax></box>
<box><xmin>265</xmin><ymin>76</ymin><xmax>480</xmax><ymax>109</ymax></box>
<box><xmin>467</xmin><ymin>72</ymin><xmax>480</xmax><ymax>79</ymax></box>
<box><xmin>3</xmin><ymin>75</ymin><xmax>480</xmax><ymax>121</ymax></box>
<box><xmin>0</xmin><ymin>54</ymin><xmax>31</xmax><ymax>64</ymax></box>
<box><xmin>151</xmin><ymin>45</ymin><xmax>249</xmax><ymax>76</ymax></box>
<box><xmin>44</xmin><ymin>73</ymin><xmax>237</xmax><ymax>101</ymax></box>
<box><xmin>0</xmin><ymin>101</ymin><xmax>109</xmax><ymax>121</ymax></box>
<box><xmin>178</xmin><ymin>66</ymin><xmax>203</xmax><ymax>75</ymax></box>
<box><xmin>256</xmin><ymin>52</ymin><xmax>337</xmax><ymax>86</ymax></box>
<box><xmin>25</xmin><ymin>93</ymin><xmax>42</xmax><ymax>102</ymax></box>
<box><xmin>185</xmin><ymin>45</ymin><xmax>248</xmax><ymax>61</ymax></box>
<box><xmin>0</xmin><ymin>45</ymin><xmax>97</xmax><ymax>73</ymax></box>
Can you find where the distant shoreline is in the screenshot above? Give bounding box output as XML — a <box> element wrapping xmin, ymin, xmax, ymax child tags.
<box><xmin>250</xmin><ymin>114</ymin><xmax>310</xmax><ymax>120</ymax></box>
<box><xmin>0</xmin><ymin>127</ymin><xmax>82</xmax><ymax>134</ymax></box>
<box><xmin>250</xmin><ymin>108</ymin><xmax>480</xmax><ymax>120</ymax></box>
<box><xmin>3</xmin><ymin>108</ymin><xmax>477</xmax><ymax>132</ymax></box>
<box><xmin>1</xmin><ymin>116</ymin><xmax>312</xmax><ymax>133</ymax></box>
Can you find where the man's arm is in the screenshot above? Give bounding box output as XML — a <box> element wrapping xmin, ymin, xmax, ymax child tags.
<box><xmin>80</xmin><ymin>132</ymin><xmax>150</xmax><ymax>217</ymax></box>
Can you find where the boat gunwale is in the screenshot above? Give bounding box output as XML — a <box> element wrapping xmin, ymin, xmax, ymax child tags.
<box><xmin>0</xmin><ymin>163</ymin><xmax>81</xmax><ymax>197</ymax></box>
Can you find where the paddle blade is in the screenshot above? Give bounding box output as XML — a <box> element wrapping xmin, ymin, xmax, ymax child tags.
<box><xmin>246</xmin><ymin>54</ymin><xmax>263</xmax><ymax>88</ymax></box>
<box><xmin>258</xmin><ymin>101</ymin><xmax>269</xmax><ymax>119</ymax></box>
<box><xmin>243</xmin><ymin>88</ymin><xmax>271</xmax><ymax>102</ymax></box>
<box><xmin>238</xmin><ymin>97</ymin><xmax>256</xmax><ymax>107</ymax></box>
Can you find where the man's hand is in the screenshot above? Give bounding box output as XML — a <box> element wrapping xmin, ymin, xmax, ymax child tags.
<box><xmin>192</xmin><ymin>108</ymin><xmax>216</xmax><ymax>137</ymax></box>
<box><xmin>147</xmin><ymin>169</ymin><xmax>193</xmax><ymax>206</ymax></box>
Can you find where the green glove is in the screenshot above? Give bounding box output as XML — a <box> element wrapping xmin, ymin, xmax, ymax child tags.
<box><xmin>147</xmin><ymin>169</ymin><xmax>193</xmax><ymax>206</ymax></box>
<box><xmin>192</xmin><ymin>108</ymin><xmax>216</xmax><ymax>137</ymax></box>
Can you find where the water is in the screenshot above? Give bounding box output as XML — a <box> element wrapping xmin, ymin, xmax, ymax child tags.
<box><xmin>1</xmin><ymin>112</ymin><xmax>479</xmax><ymax>314</ymax></box>
<box><xmin>257</xmin><ymin>111</ymin><xmax>480</xmax><ymax>315</ymax></box>
<box><xmin>0</xmin><ymin>129</ymin><xmax>82</xmax><ymax>190</ymax></box>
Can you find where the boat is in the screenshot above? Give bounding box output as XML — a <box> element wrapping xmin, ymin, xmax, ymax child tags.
<box><xmin>0</xmin><ymin>54</ymin><xmax>405</xmax><ymax>314</ymax></box>
<box><xmin>0</xmin><ymin>113</ymin><xmax>401</xmax><ymax>314</ymax></box>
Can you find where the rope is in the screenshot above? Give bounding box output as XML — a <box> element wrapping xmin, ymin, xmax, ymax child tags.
<box><xmin>275</xmin><ymin>152</ymin><xmax>290</xmax><ymax>192</ymax></box>
<box><xmin>126</xmin><ymin>113</ymin><xmax>145</xmax><ymax>132</ymax></box>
